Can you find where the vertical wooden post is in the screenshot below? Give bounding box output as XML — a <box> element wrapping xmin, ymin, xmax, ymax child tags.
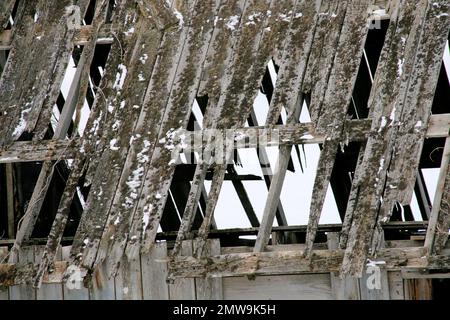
<box><xmin>115</xmin><ymin>255</ymin><xmax>143</xmax><ymax>300</ymax></box>
<box><xmin>5</xmin><ymin>163</ymin><xmax>15</xmax><ymax>238</ymax></box>
<box><xmin>327</xmin><ymin>233</ymin><xmax>360</xmax><ymax>300</ymax></box>
<box><xmin>0</xmin><ymin>247</ymin><xmax>9</xmax><ymax>300</ymax></box>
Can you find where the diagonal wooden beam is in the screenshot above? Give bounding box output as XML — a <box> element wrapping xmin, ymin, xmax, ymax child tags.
<box><xmin>304</xmin><ymin>0</ymin><xmax>373</xmax><ymax>257</ymax></box>
<box><xmin>425</xmin><ymin>136</ymin><xmax>450</xmax><ymax>254</ymax></box>
<box><xmin>254</xmin><ymin>0</ymin><xmax>320</xmax><ymax>253</ymax></box>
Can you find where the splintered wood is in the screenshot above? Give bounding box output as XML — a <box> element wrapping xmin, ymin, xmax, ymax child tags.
<box><xmin>0</xmin><ymin>0</ymin><xmax>449</xmax><ymax>289</ymax></box>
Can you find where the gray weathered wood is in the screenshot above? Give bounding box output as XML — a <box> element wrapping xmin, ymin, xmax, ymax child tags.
<box><xmin>9</xmin><ymin>246</ymin><xmax>35</xmax><ymax>300</ymax></box>
<box><xmin>341</xmin><ymin>0</ymin><xmax>432</xmax><ymax>277</ymax></box>
<box><xmin>5</xmin><ymin>163</ymin><xmax>14</xmax><ymax>238</ymax></box>
<box><xmin>0</xmin><ymin>247</ymin><xmax>9</xmax><ymax>300</ymax></box>
<box><xmin>254</xmin><ymin>0</ymin><xmax>320</xmax><ymax>253</ymax></box>
<box><xmin>425</xmin><ymin>136</ymin><xmax>450</xmax><ymax>254</ymax></box>
<box><xmin>115</xmin><ymin>255</ymin><xmax>142</xmax><ymax>300</ymax></box>
<box><xmin>62</xmin><ymin>246</ymin><xmax>89</xmax><ymax>300</ymax></box>
<box><xmin>304</xmin><ymin>0</ymin><xmax>373</xmax><ymax>257</ymax></box>
<box><xmin>327</xmin><ymin>233</ymin><xmax>359</xmax><ymax>300</ymax></box>
<box><xmin>35</xmin><ymin>246</ymin><xmax>63</xmax><ymax>300</ymax></box>
<box><xmin>90</xmin><ymin>262</ymin><xmax>116</xmax><ymax>300</ymax></box>
<box><xmin>195</xmin><ymin>239</ymin><xmax>223</xmax><ymax>300</ymax></box>
<box><xmin>169</xmin><ymin>246</ymin><xmax>429</xmax><ymax>279</ymax></box>
<box><xmin>371</xmin><ymin>0</ymin><xmax>450</xmax><ymax>253</ymax></box>
<box><xmin>223</xmin><ymin>274</ymin><xmax>332</xmax><ymax>300</ymax></box>
<box><xmin>388</xmin><ymin>271</ymin><xmax>404</xmax><ymax>300</ymax></box>
<box><xmin>359</xmin><ymin>263</ymin><xmax>390</xmax><ymax>300</ymax></box>
<box><xmin>141</xmin><ymin>241</ymin><xmax>169</xmax><ymax>300</ymax></box>
<box><xmin>169</xmin><ymin>241</ymin><xmax>196</xmax><ymax>300</ymax></box>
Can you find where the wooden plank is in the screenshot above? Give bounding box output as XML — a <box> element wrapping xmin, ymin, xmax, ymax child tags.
<box><xmin>9</xmin><ymin>247</ymin><xmax>35</xmax><ymax>300</ymax></box>
<box><xmin>223</xmin><ymin>274</ymin><xmax>332</xmax><ymax>300</ymax></box>
<box><xmin>0</xmin><ymin>25</ymin><xmax>114</xmax><ymax>50</ymax></box>
<box><xmin>61</xmin><ymin>246</ymin><xmax>89</xmax><ymax>300</ymax></box>
<box><xmin>340</xmin><ymin>0</ymin><xmax>431</xmax><ymax>277</ymax></box>
<box><xmin>254</xmin><ymin>0</ymin><xmax>321</xmax><ymax>253</ymax></box>
<box><xmin>191</xmin><ymin>0</ymin><xmax>313</xmax><ymax>257</ymax></box>
<box><xmin>102</xmin><ymin>0</ymin><xmax>215</xmax><ymax>274</ymax></box>
<box><xmin>90</xmin><ymin>262</ymin><xmax>116</xmax><ymax>300</ymax></box>
<box><xmin>427</xmin><ymin>114</ymin><xmax>450</xmax><ymax>138</ymax></box>
<box><xmin>425</xmin><ymin>136</ymin><xmax>450</xmax><ymax>254</ymax></box>
<box><xmin>327</xmin><ymin>233</ymin><xmax>359</xmax><ymax>300</ymax></box>
<box><xmin>303</xmin><ymin>0</ymin><xmax>345</xmax><ymax>122</ymax></box>
<box><xmin>195</xmin><ymin>239</ymin><xmax>223</xmax><ymax>300</ymax></box>
<box><xmin>359</xmin><ymin>263</ymin><xmax>390</xmax><ymax>300</ymax></box>
<box><xmin>141</xmin><ymin>242</ymin><xmax>169</xmax><ymax>300</ymax></box>
<box><xmin>304</xmin><ymin>0</ymin><xmax>373</xmax><ymax>257</ymax></box>
<box><xmin>32</xmin><ymin>0</ymin><xmax>109</xmax><ymax>287</ymax></box>
<box><xmin>169</xmin><ymin>246</ymin><xmax>429</xmax><ymax>279</ymax></box>
<box><xmin>0</xmin><ymin>0</ymin><xmax>78</xmax><ymax>145</ymax></box>
<box><xmin>388</xmin><ymin>271</ymin><xmax>404</xmax><ymax>300</ymax></box>
<box><xmin>0</xmin><ymin>114</ymin><xmax>447</xmax><ymax>164</ymax></box>
<box><xmin>0</xmin><ymin>247</ymin><xmax>9</xmax><ymax>300</ymax></box>
<box><xmin>228</xmin><ymin>165</ymin><xmax>260</xmax><ymax>228</ymax></box>
<box><xmin>169</xmin><ymin>241</ymin><xmax>196</xmax><ymax>300</ymax></box>
<box><xmin>7</xmin><ymin>2</ymin><xmax>107</xmax><ymax>260</ymax></box>
<box><xmin>157</xmin><ymin>0</ymin><xmax>246</xmax><ymax>256</ymax></box>
<box><xmin>115</xmin><ymin>255</ymin><xmax>142</xmax><ymax>300</ymax></box>
<box><xmin>70</xmin><ymin>0</ymin><xmax>166</xmax><ymax>273</ymax></box>
<box><xmin>0</xmin><ymin>139</ymin><xmax>78</xmax><ymax>163</ymax></box>
<box><xmin>5</xmin><ymin>163</ymin><xmax>14</xmax><ymax>238</ymax></box>
<box><xmin>5</xmin><ymin>244</ymin><xmax>450</xmax><ymax>286</ymax></box>
<box><xmin>402</xmin><ymin>270</ymin><xmax>450</xmax><ymax>279</ymax></box>
<box><xmin>404</xmin><ymin>279</ymin><xmax>433</xmax><ymax>300</ymax></box>
<box><xmin>371</xmin><ymin>0</ymin><xmax>450</xmax><ymax>252</ymax></box>
<box><xmin>248</xmin><ymin>109</ymin><xmax>287</xmax><ymax>227</ymax></box>
<box><xmin>0</xmin><ymin>0</ymin><xmax>15</xmax><ymax>28</ymax></box>
<box><xmin>35</xmin><ymin>246</ymin><xmax>63</xmax><ymax>300</ymax></box>
<box><xmin>124</xmin><ymin>0</ymin><xmax>222</xmax><ymax>260</ymax></box>
<box><xmin>0</xmin><ymin>4</ymin><xmax>394</xmax><ymax>50</ymax></box>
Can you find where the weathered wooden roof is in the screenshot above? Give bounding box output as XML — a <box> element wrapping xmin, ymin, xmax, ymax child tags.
<box><xmin>0</xmin><ymin>0</ymin><xmax>449</xmax><ymax>288</ymax></box>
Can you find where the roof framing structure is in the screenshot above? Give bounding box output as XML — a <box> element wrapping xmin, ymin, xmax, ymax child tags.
<box><xmin>0</xmin><ymin>0</ymin><xmax>449</xmax><ymax>291</ymax></box>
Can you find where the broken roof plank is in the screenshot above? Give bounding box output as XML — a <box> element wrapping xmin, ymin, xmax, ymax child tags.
<box><xmin>0</xmin><ymin>0</ymin><xmax>16</xmax><ymax>29</ymax></box>
<box><xmin>303</xmin><ymin>0</ymin><xmax>346</xmax><ymax>123</ymax></box>
<box><xmin>254</xmin><ymin>0</ymin><xmax>320</xmax><ymax>253</ymax></box>
<box><xmin>101</xmin><ymin>0</ymin><xmax>218</xmax><ymax>274</ymax></box>
<box><xmin>248</xmin><ymin>109</ymin><xmax>288</xmax><ymax>227</ymax></box>
<box><xmin>0</xmin><ymin>0</ymin><xmax>78</xmax><ymax>146</ymax></box>
<box><xmin>340</xmin><ymin>0</ymin><xmax>435</xmax><ymax>277</ymax></box>
<box><xmin>371</xmin><ymin>0</ymin><xmax>450</xmax><ymax>253</ymax></box>
<box><xmin>304</xmin><ymin>0</ymin><xmax>373</xmax><ymax>258</ymax></box>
